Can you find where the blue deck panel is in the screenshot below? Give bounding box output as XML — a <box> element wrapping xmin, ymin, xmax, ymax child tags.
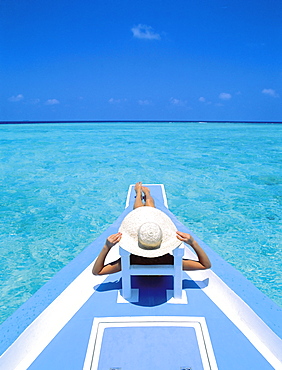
<box><xmin>1</xmin><ymin>184</ymin><xmax>282</xmax><ymax>370</ymax></box>
<box><xmin>97</xmin><ymin>326</ymin><xmax>204</xmax><ymax>370</ymax></box>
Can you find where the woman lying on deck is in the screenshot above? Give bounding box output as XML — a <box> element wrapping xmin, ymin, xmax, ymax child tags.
<box><xmin>92</xmin><ymin>182</ymin><xmax>211</xmax><ymax>275</ymax></box>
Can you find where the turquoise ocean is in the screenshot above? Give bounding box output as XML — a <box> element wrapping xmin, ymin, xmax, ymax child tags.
<box><xmin>0</xmin><ymin>121</ymin><xmax>281</xmax><ymax>324</ymax></box>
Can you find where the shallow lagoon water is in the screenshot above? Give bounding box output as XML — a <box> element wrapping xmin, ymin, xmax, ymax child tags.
<box><xmin>0</xmin><ymin>122</ymin><xmax>281</xmax><ymax>323</ymax></box>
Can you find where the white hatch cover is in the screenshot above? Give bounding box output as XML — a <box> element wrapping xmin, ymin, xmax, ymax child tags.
<box><xmin>83</xmin><ymin>316</ymin><xmax>218</xmax><ymax>370</ymax></box>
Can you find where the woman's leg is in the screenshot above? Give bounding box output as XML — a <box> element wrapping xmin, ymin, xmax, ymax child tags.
<box><xmin>133</xmin><ymin>182</ymin><xmax>144</xmax><ymax>209</ymax></box>
<box><xmin>142</xmin><ymin>186</ymin><xmax>155</xmax><ymax>208</ymax></box>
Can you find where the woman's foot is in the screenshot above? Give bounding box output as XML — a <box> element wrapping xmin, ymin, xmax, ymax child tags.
<box><xmin>135</xmin><ymin>182</ymin><xmax>143</xmax><ymax>199</ymax></box>
<box><xmin>135</xmin><ymin>181</ymin><xmax>142</xmax><ymax>193</ymax></box>
<box><xmin>142</xmin><ymin>186</ymin><xmax>155</xmax><ymax>207</ymax></box>
<box><xmin>142</xmin><ymin>185</ymin><xmax>150</xmax><ymax>196</ymax></box>
<box><xmin>133</xmin><ymin>182</ymin><xmax>144</xmax><ymax>209</ymax></box>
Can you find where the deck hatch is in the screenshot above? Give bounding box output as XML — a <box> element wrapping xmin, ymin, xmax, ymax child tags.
<box><xmin>83</xmin><ymin>317</ymin><xmax>218</xmax><ymax>370</ymax></box>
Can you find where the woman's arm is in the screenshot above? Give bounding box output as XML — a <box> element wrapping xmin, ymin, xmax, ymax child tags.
<box><xmin>176</xmin><ymin>231</ymin><xmax>211</xmax><ymax>270</ymax></box>
<box><xmin>92</xmin><ymin>232</ymin><xmax>122</xmax><ymax>275</ymax></box>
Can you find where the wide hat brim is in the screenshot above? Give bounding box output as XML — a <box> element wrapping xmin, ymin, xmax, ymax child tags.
<box><xmin>118</xmin><ymin>207</ymin><xmax>181</xmax><ymax>257</ymax></box>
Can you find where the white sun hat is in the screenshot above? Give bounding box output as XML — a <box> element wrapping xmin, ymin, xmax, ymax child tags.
<box><xmin>118</xmin><ymin>207</ymin><xmax>182</xmax><ymax>257</ymax></box>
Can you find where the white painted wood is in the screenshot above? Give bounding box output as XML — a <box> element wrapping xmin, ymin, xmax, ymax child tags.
<box><xmin>119</xmin><ymin>244</ymin><xmax>184</xmax><ymax>300</ymax></box>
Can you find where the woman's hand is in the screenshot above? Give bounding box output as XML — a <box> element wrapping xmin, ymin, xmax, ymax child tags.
<box><xmin>92</xmin><ymin>232</ymin><xmax>122</xmax><ymax>275</ymax></box>
<box><xmin>176</xmin><ymin>230</ymin><xmax>211</xmax><ymax>270</ymax></box>
<box><xmin>176</xmin><ymin>231</ymin><xmax>194</xmax><ymax>246</ymax></box>
<box><xmin>105</xmin><ymin>232</ymin><xmax>122</xmax><ymax>248</ymax></box>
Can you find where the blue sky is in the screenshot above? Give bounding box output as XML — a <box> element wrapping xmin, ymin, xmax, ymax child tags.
<box><xmin>1</xmin><ymin>0</ymin><xmax>281</xmax><ymax>122</ymax></box>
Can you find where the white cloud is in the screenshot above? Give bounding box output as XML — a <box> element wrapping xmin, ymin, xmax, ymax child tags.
<box><xmin>30</xmin><ymin>98</ymin><xmax>40</xmax><ymax>105</ymax></box>
<box><xmin>262</xmin><ymin>88</ymin><xmax>279</xmax><ymax>98</ymax></box>
<box><xmin>138</xmin><ymin>99</ymin><xmax>151</xmax><ymax>105</ymax></box>
<box><xmin>219</xmin><ymin>92</ymin><xmax>232</xmax><ymax>100</ymax></box>
<box><xmin>8</xmin><ymin>94</ymin><xmax>24</xmax><ymax>102</ymax></box>
<box><xmin>45</xmin><ymin>99</ymin><xmax>60</xmax><ymax>105</ymax></box>
<box><xmin>199</xmin><ymin>96</ymin><xmax>212</xmax><ymax>104</ymax></box>
<box><xmin>108</xmin><ymin>98</ymin><xmax>127</xmax><ymax>104</ymax></box>
<box><xmin>170</xmin><ymin>97</ymin><xmax>187</xmax><ymax>106</ymax></box>
<box><xmin>131</xmin><ymin>24</ymin><xmax>161</xmax><ymax>40</ymax></box>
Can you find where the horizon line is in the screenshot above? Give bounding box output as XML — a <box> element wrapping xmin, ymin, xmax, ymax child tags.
<box><xmin>1</xmin><ymin>120</ymin><xmax>282</xmax><ymax>124</ymax></box>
